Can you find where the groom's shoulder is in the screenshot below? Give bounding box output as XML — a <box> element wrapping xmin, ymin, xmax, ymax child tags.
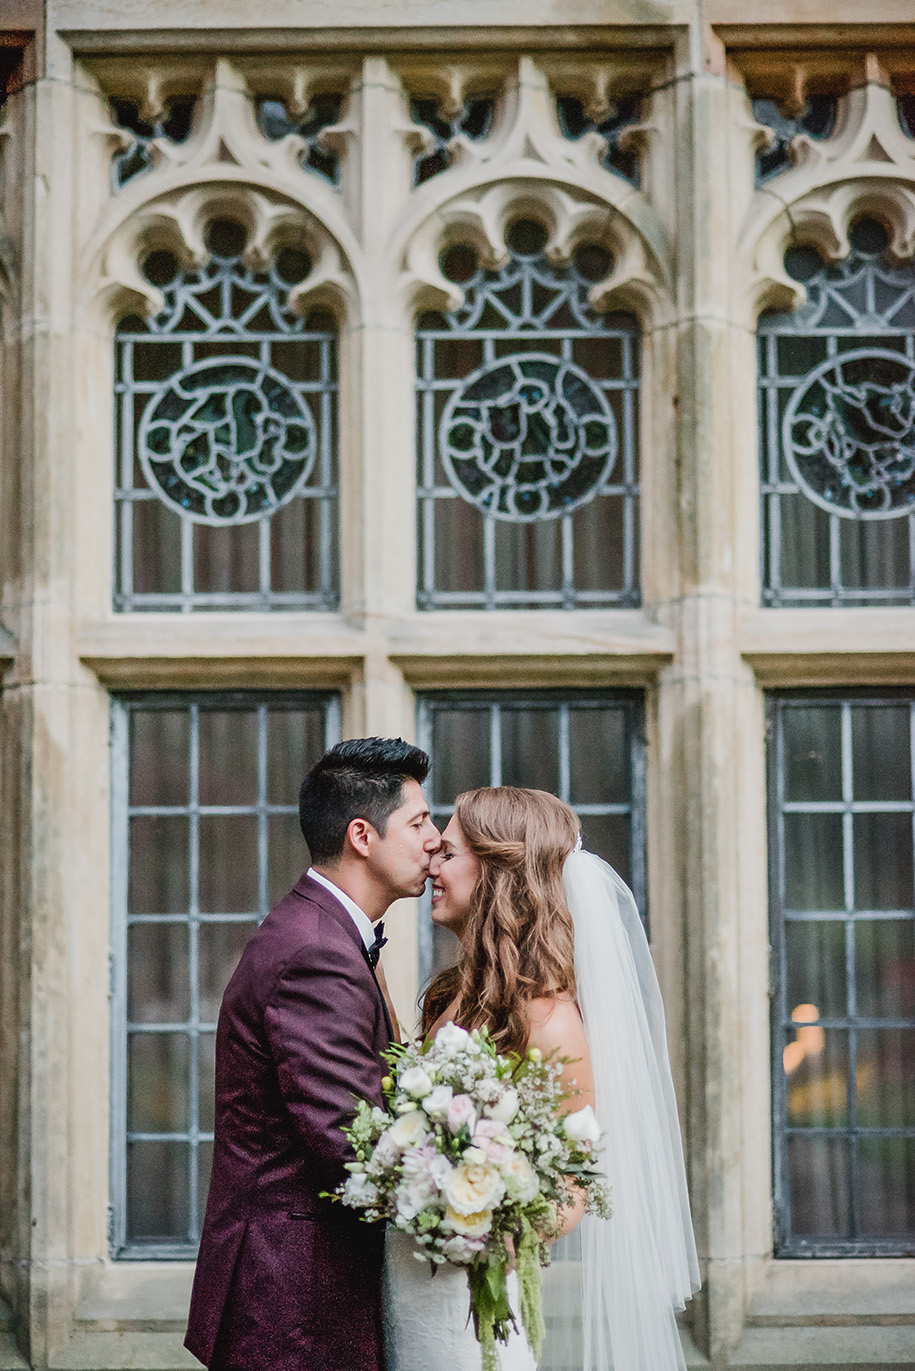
<box><xmin>248</xmin><ymin>873</ymin><xmax>359</xmax><ymax>966</ymax></box>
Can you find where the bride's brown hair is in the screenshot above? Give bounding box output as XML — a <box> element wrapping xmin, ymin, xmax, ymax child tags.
<box><xmin>421</xmin><ymin>787</ymin><xmax>579</xmax><ymax>1056</ymax></box>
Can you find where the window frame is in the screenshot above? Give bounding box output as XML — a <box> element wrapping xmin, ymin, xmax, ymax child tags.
<box><xmin>416</xmin><ymin>687</ymin><xmax>647</xmax><ymax>986</ymax></box>
<box><xmin>768</xmin><ymin>688</ymin><xmax>915</xmax><ymax>1259</ymax></box>
<box><xmin>109</xmin><ymin>689</ymin><xmax>340</xmax><ymax>1260</ymax></box>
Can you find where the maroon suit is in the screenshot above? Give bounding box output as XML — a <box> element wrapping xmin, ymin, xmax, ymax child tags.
<box><xmin>185</xmin><ymin>873</ymin><xmax>393</xmax><ymax>1371</ymax></box>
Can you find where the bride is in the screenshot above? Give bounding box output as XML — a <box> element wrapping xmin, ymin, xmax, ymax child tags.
<box><xmin>383</xmin><ymin>786</ymin><xmax>700</xmax><ymax>1371</ymax></box>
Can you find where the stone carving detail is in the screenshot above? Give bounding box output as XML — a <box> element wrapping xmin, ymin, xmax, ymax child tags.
<box><xmin>138</xmin><ymin>357</ymin><xmax>317</xmax><ymax>523</ymax></box>
<box><xmin>440</xmin><ymin>352</ymin><xmax>617</xmax><ymax>520</ymax></box>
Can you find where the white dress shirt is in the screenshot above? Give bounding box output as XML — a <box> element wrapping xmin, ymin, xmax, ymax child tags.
<box><xmin>306</xmin><ymin>867</ymin><xmax>376</xmax><ymax>953</ymax></box>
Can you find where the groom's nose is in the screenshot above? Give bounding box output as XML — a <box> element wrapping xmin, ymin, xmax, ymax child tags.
<box><xmin>424</xmin><ymin>822</ymin><xmax>442</xmax><ymax>852</ymax></box>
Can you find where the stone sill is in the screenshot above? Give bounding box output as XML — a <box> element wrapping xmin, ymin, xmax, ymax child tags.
<box><xmin>747</xmin><ymin>1259</ymin><xmax>915</xmax><ymax>1323</ymax></box>
<box><xmin>742</xmin><ymin>609</ymin><xmax>915</xmax><ymax>686</ymax></box>
<box><xmin>77</xmin><ymin>610</ymin><xmax>675</xmax><ymax>689</ymax></box>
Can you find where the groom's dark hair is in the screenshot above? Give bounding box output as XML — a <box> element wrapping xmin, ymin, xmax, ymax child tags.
<box><xmin>299</xmin><ymin>736</ymin><xmax>430</xmax><ymax>863</ymax></box>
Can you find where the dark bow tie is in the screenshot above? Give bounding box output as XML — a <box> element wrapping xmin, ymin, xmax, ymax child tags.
<box><xmin>367</xmin><ymin>922</ymin><xmax>387</xmax><ymax>969</ymax></box>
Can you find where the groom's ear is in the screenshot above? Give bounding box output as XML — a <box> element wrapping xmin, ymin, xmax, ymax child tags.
<box><xmin>345</xmin><ymin>816</ymin><xmax>375</xmax><ymax>859</ymax></box>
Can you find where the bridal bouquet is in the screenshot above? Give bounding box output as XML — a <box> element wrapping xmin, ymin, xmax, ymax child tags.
<box><xmin>333</xmin><ymin>1022</ymin><xmax>611</xmax><ymax>1371</ymax></box>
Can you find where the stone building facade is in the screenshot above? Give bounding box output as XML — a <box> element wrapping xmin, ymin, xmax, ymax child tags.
<box><xmin>2</xmin><ymin>1</ymin><xmax>915</xmax><ymax>1368</ymax></box>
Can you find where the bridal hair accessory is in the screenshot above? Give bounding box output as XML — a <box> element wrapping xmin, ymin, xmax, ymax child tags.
<box><xmin>562</xmin><ymin>849</ymin><xmax>701</xmax><ymax>1371</ymax></box>
<box><xmin>327</xmin><ymin>1023</ymin><xmax>611</xmax><ymax>1371</ymax></box>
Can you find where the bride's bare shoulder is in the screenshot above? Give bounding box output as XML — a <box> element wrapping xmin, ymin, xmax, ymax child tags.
<box><xmin>526</xmin><ymin>995</ymin><xmax>585</xmax><ymax>1044</ymax></box>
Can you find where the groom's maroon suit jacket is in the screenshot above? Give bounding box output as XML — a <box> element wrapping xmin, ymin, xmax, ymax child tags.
<box><xmin>185</xmin><ymin>872</ymin><xmax>393</xmax><ymax>1371</ymax></box>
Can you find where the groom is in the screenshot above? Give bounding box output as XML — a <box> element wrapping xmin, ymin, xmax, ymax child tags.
<box><xmin>185</xmin><ymin>737</ymin><xmax>440</xmax><ymax>1371</ymax></box>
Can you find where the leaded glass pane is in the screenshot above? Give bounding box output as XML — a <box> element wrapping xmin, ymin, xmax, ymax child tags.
<box><xmin>417</xmin><ymin>691</ymin><xmax>645</xmax><ymax>981</ymax></box>
<box><xmin>114</xmin><ymin>222</ymin><xmax>339</xmax><ymax>612</ymax></box>
<box><xmin>759</xmin><ymin>220</ymin><xmax>915</xmax><ymax>605</ymax></box>
<box><xmin>770</xmin><ymin>694</ymin><xmax>915</xmax><ymax>1255</ymax></box>
<box><xmin>417</xmin><ymin>224</ymin><xmax>640</xmax><ymax>608</ymax></box>
<box><xmin>112</xmin><ymin>692</ymin><xmax>339</xmax><ymax>1256</ymax></box>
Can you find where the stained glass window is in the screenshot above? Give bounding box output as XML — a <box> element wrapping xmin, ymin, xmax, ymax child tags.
<box><xmin>416</xmin><ymin>219</ymin><xmax>641</xmax><ymax>609</ymax></box>
<box><xmin>111</xmin><ymin>692</ymin><xmax>339</xmax><ymax>1255</ymax></box>
<box><xmin>759</xmin><ymin>218</ymin><xmax>915</xmax><ymax>605</ymax></box>
<box><xmin>114</xmin><ymin>218</ymin><xmax>339</xmax><ymax>612</ymax></box>
<box><xmin>769</xmin><ymin>694</ymin><xmax>915</xmax><ymax>1254</ymax></box>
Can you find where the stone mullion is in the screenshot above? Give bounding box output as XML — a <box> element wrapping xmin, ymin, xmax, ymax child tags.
<box><xmin>667</xmin><ymin>41</ymin><xmax>773</xmax><ymax>1363</ymax></box>
<box><xmin>6</xmin><ymin>34</ymin><xmax>81</xmax><ymax>1367</ymax></box>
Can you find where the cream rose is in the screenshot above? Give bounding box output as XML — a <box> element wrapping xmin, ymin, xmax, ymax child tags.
<box><xmin>444</xmin><ymin>1204</ymin><xmax>493</xmax><ymax>1238</ymax></box>
<box><xmin>562</xmin><ymin>1104</ymin><xmax>602</xmax><ymax>1146</ymax></box>
<box><xmin>485</xmin><ymin>1087</ymin><xmax>519</xmax><ymax>1125</ymax></box>
<box><xmin>501</xmin><ymin>1151</ymin><xmax>539</xmax><ymax>1203</ymax></box>
<box><xmin>388</xmin><ymin>1109</ymin><xmax>430</xmax><ymax>1150</ymax></box>
<box><xmin>421</xmin><ymin>1084</ymin><xmax>453</xmax><ymax>1120</ymax></box>
<box><xmin>445</xmin><ymin>1159</ymin><xmax>505</xmax><ymax>1216</ymax></box>
<box><xmin>399</xmin><ymin>1066</ymin><xmax>433</xmax><ymax>1099</ymax></box>
<box><xmin>435</xmin><ymin>1022</ymin><xmax>471</xmax><ymax>1055</ymax></box>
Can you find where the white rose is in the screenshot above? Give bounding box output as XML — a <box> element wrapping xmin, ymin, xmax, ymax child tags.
<box><xmin>445</xmin><ymin>1159</ymin><xmax>505</xmax><ymax>1216</ymax></box>
<box><xmin>422</xmin><ymin>1084</ymin><xmax>454</xmax><ymax>1120</ymax></box>
<box><xmin>444</xmin><ymin>1204</ymin><xmax>493</xmax><ymax>1239</ymax></box>
<box><xmin>485</xmin><ymin>1087</ymin><xmax>519</xmax><ymax>1125</ymax></box>
<box><xmin>435</xmin><ymin>1022</ymin><xmax>471</xmax><ymax>1055</ymax></box>
<box><xmin>441</xmin><ymin>1233</ymin><xmax>487</xmax><ymax>1263</ymax></box>
<box><xmin>388</xmin><ymin>1110</ymin><xmax>431</xmax><ymax>1151</ymax></box>
<box><xmin>501</xmin><ymin>1152</ymin><xmax>539</xmax><ymax>1203</ymax></box>
<box><xmin>562</xmin><ymin>1105</ymin><xmax>602</xmax><ymax>1146</ymax></box>
<box><xmin>395</xmin><ymin>1178</ymin><xmax>430</xmax><ymax>1222</ymax></box>
<box><xmin>399</xmin><ymin>1066</ymin><xmax>433</xmax><ymax>1100</ymax></box>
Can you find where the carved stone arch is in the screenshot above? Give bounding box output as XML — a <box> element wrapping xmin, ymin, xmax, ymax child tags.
<box><xmin>739</xmin><ymin>76</ymin><xmax>915</xmax><ymax>325</ymax></box>
<box><xmin>398</xmin><ymin>177</ymin><xmax>673</xmax><ymax>331</ymax></box>
<box><xmin>80</xmin><ymin>180</ymin><xmax>360</xmax><ymax>332</ymax></box>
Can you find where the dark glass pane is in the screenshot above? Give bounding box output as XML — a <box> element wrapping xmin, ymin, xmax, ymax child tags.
<box><xmin>852</xmin><ymin>706</ymin><xmax>912</xmax><ymax>802</ymax></box>
<box><xmin>193</xmin><ymin>522</ymin><xmax>260</xmax><ymax>594</ymax></box>
<box><xmin>854</xmin><ymin>813</ymin><xmax>914</xmax><ymax>911</ymax></box>
<box><xmin>130</xmin><ymin>500</ymin><xmax>183</xmax><ymax>596</ymax></box>
<box><xmin>129</xmin><ymin>817</ymin><xmax>189</xmax><ymax>913</ymax></box>
<box><xmin>430</xmin><ymin>709</ymin><xmax>491</xmax><ymax>806</ymax></box>
<box><xmin>568</xmin><ymin>707</ymin><xmax>627</xmax><ymax>805</ymax></box>
<box><xmin>494</xmin><ymin>519</ymin><xmax>562</xmax><ymax>594</ymax></box>
<box><xmin>840</xmin><ymin>517</ymin><xmax>911</xmax><ymax>591</ymax></box>
<box><xmin>777</xmin><ymin>496</ymin><xmax>832</xmax><ymax>589</ymax></box>
<box><xmin>198</xmin><ymin>816</ymin><xmax>259</xmax><ymax>913</ymax></box>
<box><xmin>270</xmin><ymin>496</ymin><xmax>327</xmax><ymax>597</ymax></box>
<box><xmin>129</xmin><ymin>710</ymin><xmax>189</xmax><ymax>806</ymax></box>
<box><xmin>500</xmin><ymin>709</ymin><xmax>559</xmax><ymax>791</ymax></box>
<box><xmin>128</xmin><ymin>1032</ymin><xmax>190</xmax><ymax>1131</ymax></box>
<box><xmin>579</xmin><ymin>813</ymin><xmax>631</xmax><ymax>887</ymax></box>
<box><xmin>127</xmin><ymin>1140</ymin><xmax>189</xmax><ymax>1241</ymax></box>
<box><xmin>786</xmin><ymin>1135</ymin><xmax>851</xmax><ymax>1238</ymax></box>
<box><xmin>784</xmin><ymin>1026</ymin><xmax>849</xmax><ymax>1127</ymax></box>
<box><xmin>196</xmin><ymin>1140</ymin><xmax>214</xmax><ymax>1236</ymax></box>
<box><xmin>128</xmin><ymin>923</ymin><xmax>190</xmax><ymax>1023</ymax></box>
<box><xmin>198</xmin><ymin>1033</ymin><xmax>216</xmax><ymax>1132</ymax></box>
<box><xmin>198</xmin><ymin>709</ymin><xmax>259</xmax><ymax>806</ymax></box>
<box><xmin>856</xmin><ymin>1030</ymin><xmax>915</xmax><ymax>1127</ymax></box>
<box><xmin>783</xmin><ymin>813</ymin><xmax>845</xmax><ymax>911</ymax></box>
<box><xmin>268</xmin><ymin>811</ymin><xmax>307</xmax><ymax>907</ymax></box>
<box><xmin>431</xmin><ymin>498</ymin><xmax>484</xmax><ymax>594</ymax></box>
<box><xmin>856</xmin><ymin>1138</ymin><xmax>915</xmax><ymax>1238</ymax></box>
<box><xmin>572</xmin><ymin>496</ymin><xmax>626</xmax><ymax>593</ymax></box>
<box><xmin>132</xmin><ymin>341</ymin><xmax>182</xmax><ymax>382</ymax></box>
<box><xmin>198</xmin><ymin>921</ymin><xmax>256</xmax><ymax>1022</ymax></box>
<box><xmin>782</xmin><ymin>706</ymin><xmax>842</xmax><ymax>802</ymax></box>
<box><xmin>784</xmin><ymin>919</ymin><xmax>847</xmax><ymax>1021</ymax></box>
<box><xmin>267</xmin><ymin>709</ymin><xmax>326</xmax><ymax>806</ymax></box>
<box><xmin>855</xmin><ymin>919</ymin><xmax>915</xmax><ymax>1018</ymax></box>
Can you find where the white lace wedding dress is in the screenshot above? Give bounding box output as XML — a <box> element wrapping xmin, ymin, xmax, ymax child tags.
<box><xmin>383</xmin><ymin>1228</ymin><xmax>537</xmax><ymax>1371</ymax></box>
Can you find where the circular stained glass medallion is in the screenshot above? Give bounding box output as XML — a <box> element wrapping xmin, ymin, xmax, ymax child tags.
<box><xmin>138</xmin><ymin>357</ymin><xmax>317</xmax><ymax>524</ymax></box>
<box><xmin>782</xmin><ymin>348</ymin><xmax>915</xmax><ymax>518</ymax></box>
<box><xmin>439</xmin><ymin>353</ymin><xmax>617</xmax><ymax>521</ymax></box>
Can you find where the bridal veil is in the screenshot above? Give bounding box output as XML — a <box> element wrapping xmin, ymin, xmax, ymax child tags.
<box><xmin>557</xmin><ymin>849</ymin><xmax>701</xmax><ymax>1371</ymax></box>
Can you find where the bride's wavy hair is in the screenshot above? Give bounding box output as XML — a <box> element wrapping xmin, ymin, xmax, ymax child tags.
<box><xmin>421</xmin><ymin>787</ymin><xmax>579</xmax><ymax>1056</ymax></box>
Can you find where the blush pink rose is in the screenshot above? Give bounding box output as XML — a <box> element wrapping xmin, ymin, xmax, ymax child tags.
<box><xmin>446</xmin><ymin>1094</ymin><xmax>477</xmax><ymax>1135</ymax></box>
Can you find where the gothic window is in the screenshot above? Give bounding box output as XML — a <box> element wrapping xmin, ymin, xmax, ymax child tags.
<box><xmin>416</xmin><ymin>219</ymin><xmax>640</xmax><ymax>610</ymax></box>
<box><xmin>111</xmin><ymin>692</ymin><xmax>338</xmax><ymax>1255</ymax></box>
<box><xmin>417</xmin><ymin>690</ymin><xmax>644</xmax><ymax>980</ymax></box>
<box><xmin>114</xmin><ymin>218</ymin><xmax>339</xmax><ymax>612</ymax></box>
<box><xmin>759</xmin><ymin>217</ymin><xmax>915</xmax><ymax>606</ymax></box>
<box><xmin>769</xmin><ymin>694</ymin><xmax>915</xmax><ymax>1254</ymax></box>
